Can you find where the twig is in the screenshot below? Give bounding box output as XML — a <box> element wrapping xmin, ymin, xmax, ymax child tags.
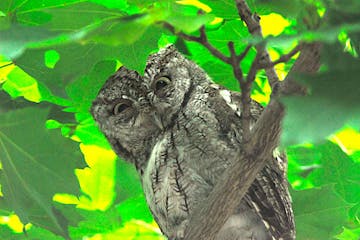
<box><xmin>235</xmin><ymin>0</ymin><xmax>281</xmax><ymax>89</ymax></box>
<box><xmin>238</xmin><ymin>44</ymin><xmax>252</xmax><ymax>62</ymax></box>
<box><xmin>228</xmin><ymin>41</ymin><xmax>258</xmax><ymax>144</ymax></box>
<box><xmin>259</xmin><ymin>44</ymin><xmax>303</xmax><ymax>69</ymax></box>
<box><xmin>164</xmin><ymin>22</ymin><xmax>257</xmax><ymax>144</ymax></box>
<box><xmin>0</xmin><ymin>62</ymin><xmax>14</xmax><ymax>69</ymax></box>
<box><xmin>227</xmin><ymin>41</ymin><xmax>245</xmax><ymax>85</ymax></box>
<box><xmin>160</xmin><ymin>4</ymin><xmax>321</xmax><ymax>239</ymax></box>
<box><xmin>183</xmin><ymin>41</ymin><xmax>321</xmax><ymax>240</ymax></box>
<box><xmin>163</xmin><ymin>23</ymin><xmax>231</xmax><ymax>64</ymax></box>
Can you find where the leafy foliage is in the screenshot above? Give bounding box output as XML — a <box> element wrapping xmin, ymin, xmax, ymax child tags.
<box><xmin>0</xmin><ymin>103</ymin><xmax>84</xmax><ymax>237</ymax></box>
<box><xmin>0</xmin><ymin>0</ymin><xmax>359</xmax><ymax>239</ymax></box>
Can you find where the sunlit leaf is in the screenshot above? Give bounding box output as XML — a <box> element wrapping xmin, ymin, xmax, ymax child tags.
<box><xmin>336</xmin><ymin>227</ymin><xmax>360</xmax><ymax>240</ymax></box>
<box><xmin>75</xmin><ymin>144</ymin><xmax>117</xmax><ymax>211</ymax></box>
<box><xmin>69</xmin><ymin>207</ymin><xmax>122</xmax><ymax>238</ymax></box>
<box><xmin>96</xmin><ymin>220</ymin><xmax>164</xmax><ymax>240</ymax></box>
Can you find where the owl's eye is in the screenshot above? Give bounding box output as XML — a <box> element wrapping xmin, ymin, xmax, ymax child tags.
<box><xmin>153</xmin><ymin>76</ymin><xmax>171</xmax><ymax>93</ymax></box>
<box><xmin>113</xmin><ymin>99</ymin><xmax>133</xmax><ymax>115</ymax></box>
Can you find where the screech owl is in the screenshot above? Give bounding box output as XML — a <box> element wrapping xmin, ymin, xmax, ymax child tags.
<box><xmin>91</xmin><ymin>66</ymin><xmax>163</xmax><ymax>174</ymax></box>
<box><xmin>143</xmin><ymin>45</ymin><xmax>295</xmax><ymax>240</ymax></box>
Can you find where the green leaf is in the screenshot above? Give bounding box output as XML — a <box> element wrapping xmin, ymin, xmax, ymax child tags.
<box><xmin>116</xmin><ymin>159</ymin><xmax>154</xmax><ymax>223</ymax></box>
<box><xmin>0</xmin><ymin>225</ymin><xmax>17</xmax><ymax>240</ymax></box>
<box><xmin>0</xmin><ymin>1</ymin><xmax>130</xmax><ymax>60</ymax></box>
<box><xmin>74</xmin><ymin>115</ymin><xmax>111</xmax><ymax>148</ymax></box>
<box><xmin>15</xmin><ymin>43</ymin><xmax>121</xmax><ymax>99</ymax></box>
<box><xmin>307</xmin><ymin>142</ymin><xmax>360</xmax><ymax>203</ymax></box>
<box><xmin>0</xmin><ymin>224</ymin><xmax>65</xmax><ymax>240</ymax></box>
<box><xmin>326</xmin><ymin>0</ymin><xmax>360</xmax><ymax>15</ymax></box>
<box><xmin>127</xmin><ymin>0</ymin><xmax>157</xmax><ymax>8</ymax></box>
<box><xmin>0</xmin><ymin>24</ymin><xmax>86</xmax><ymax>59</ymax></box>
<box><xmin>201</xmin><ymin>0</ymin><xmax>239</xmax><ymax>19</ymax></box>
<box><xmin>207</xmin><ymin>20</ymin><xmax>252</xmax><ymax>55</ymax></box>
<box><xmin>184</xmin><ymin>35</ymin><xmax>256</xmax><ymax>92</ymax></box>
<box><xmin>336</xmin><ymin>227</ymin><xmax>360</xmax><ymax>240</ymax></box>
<box><xmin>88</xmin><ymin>0</ymin><xmax>129</xmax><ymax>10</ymax></box>
<box><xmin>117</xmin><ymin>26</ymin><xmax>162</xmax><ymax>72</ymax></box>
<box><xmin>0</xmin><ymin>25</ymin><xmax>56</xmax><ymax>59</ymax></box>
<box><xmin>292</xmin><ymin>186</ymin><xmax>353</xmax><ymax>240</ymax></box>
<box><xmin>69</xmin><ymin>207</ymin><xmax>122</xmax><ymax>238</ymax></box>
<box><xmin>2</xmin><ymin>67</ymin><xmax>41</xmax><ymax>102</ymax></box>
<box><xmin>85</xmin><ymin>14</ymin><xmax>151</xmax><ymax>46</ymax></box>
<box><xmin>116</xmin><ymin>159</ymin><xmax>143</xmax><ymax>202</ymax></box>
<box><xmin>98</xmin><ymin>220</ymin><xmax>164</xmax><ymax>240</ymax></box>
<box><xmin>2</xmin><ymin>65</ymin><xmax>69</xmax><ymax>106</ymax></box>
<box><xmin>165</xmin><ymin>3</ymin><xmax>214</xmax><ymax>33</ymax></box>
<box><xmin>75</xmin><ymin>144</ymin><xmax>116</xmax><ymax>211</ymax></box>
<box><xmin>42</xmin><ymin>2</ymin><xmax>125</xmax><ymax>31</ymax></box>
<box><xmin>281</xmin><ymin>44</ymin><xmax>360</xmax><ymax>146</ymax></box>
<box><xmin>251</xmin><ymin>0</ymin><xmax>303</xmax><ymax>18</ymax></box>
<box><xmin>0</xmin><ymin>0</ymin><xmax>79</xmax><ymax>15</ymax></box>
<box><xmin>66</xmin><ymin>60</ymin><xmax>117</xmax><ymax>113</ymax></box>
<box><xmin>287</xmin><ymin>141</ymin><xmax>360</xmax><ymax>203</ymax></box>
<box><xmin>44</xmin><ymin>50</ymin><xmax>60</xmax><ymax>69</ymax></box>
<box><xmin>0</xmin><ymin>105</ymin><xmax>85</xmax><ymax>237</ymax></box>
<box><xmin>117</xmin><ymin>196</ymin><xmax>154</xmax><ymax>224</ymax></box>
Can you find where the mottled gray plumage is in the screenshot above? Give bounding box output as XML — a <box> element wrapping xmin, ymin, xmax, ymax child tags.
<box><xmin>91</xmin><ymin>48</ymin><xmax>295</xmax><ymax>240</ymax></box>
<box><xmin>143</xmin><ymin>45</ymin><xmax>295</xmax><ymax>240</ymax></box>
<box><xmin>91</xmin><ymin>66</ymin><xmax>162</xmax><ymax>174</ymax></box>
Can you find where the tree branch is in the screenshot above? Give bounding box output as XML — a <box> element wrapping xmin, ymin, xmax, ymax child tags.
<box><xmin>161</xmin><ymin>3</ymin><xmax>321</xmax><ymax>240</ymax></box>
<box><xmin>235</xmin><ymin>0</ymin><xmax>281</xmax><ymax>89</ymax></box>
<box><xmin>163</xmin><ymin>23</ymin><xmax>231</xmax><ymax>64</ymax></box>
<box><xmin>183</xmin><ymin>41</ymin><xmax>322</xmax><ymax>240</ymax></box>
<box><xmin>0</xmin><ymin>62</ymin><xmax>14</xmax><ymax>69</ymax></box>
<box><xmin>258</xmin><ymin>44</ymin><xmax>303</xmax><ymax>69</ymax></box>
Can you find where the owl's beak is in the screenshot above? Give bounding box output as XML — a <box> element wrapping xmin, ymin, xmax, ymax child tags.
<box><xmin>151</xmin><ymin>111</ymin><xmax>164</xmax><ymax>131</ymax></box>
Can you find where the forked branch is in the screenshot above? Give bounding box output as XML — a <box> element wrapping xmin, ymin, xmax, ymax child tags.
<box><xmin>183</xmin><ymin>42</ymin><xmax>321</xmax><ymax>240</ymax></box>
<box><xmin>161</xmin><ymin>2</ymin><xmax>321</xmax><ymax>239</ymax></box>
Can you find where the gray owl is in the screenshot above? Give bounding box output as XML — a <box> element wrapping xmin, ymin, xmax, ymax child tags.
<box><xmin>143</xmin><ymin>45</ymin><xmax>295</xmax><ymax>240</ymax></box>
<box><xmin>91</xmin><ymin>66</ymin><xmax>163</xmax><ymax>174</ymax></box>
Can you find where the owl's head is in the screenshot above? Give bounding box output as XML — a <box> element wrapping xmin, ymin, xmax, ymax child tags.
<box><xmin>91</xmin><ymin>66</ymin><xmax>162</xmax><ymax>169</ymax></box>
<box><xmin>144</xmin><ymin>45</ymin><xmax>211</xmax><ymax>128</ymax></box>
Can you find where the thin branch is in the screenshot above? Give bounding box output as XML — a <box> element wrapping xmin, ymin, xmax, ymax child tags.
<box><xmin>242</xmin><ymin>51</ymin><xmax>262</xmax><ymax>144</ymax></box>
<box><xmin>160</xmin><ymin>5</ymin><xmax>321</xmax><ymax>240</ymax></box>
<box><xmin>165</xmin><ymin>20</ymin><xmax>258</xmax><ymax>145</ymax></box>
<box><xmin>259</xmin><ymin>44</ymin><xmax>303</xmax><ymax>69</ymax></box>
<box><xmin>163</xmin><ymin>23</ymin><xmax>231</xmax><ymax>64</ymax></box>
<box><xmin>227</xmin><ymin>41</ymin><xmax>254</xmax><ymax>143</ymax></box>
<box><xmin>0</xmin><ymin>62</ymin><xmax>14</xmax><ymax>69</ymax></box>
<box><xmin>183</xmin><ymin>42</ymin><xmax>322</xmax><ymax>240</ymax></box>
<box><xmin>238</xmin><ymin>44</ymin><xmax>252</xmax><ymax>62</ymax></box>
<box><xmin>227</xmin><ymin>41</ymin><xmax>245</xmax><ymax>85</ymax></box>
<box><xmin>235</xmin><ymin>0</ymin><xmax>281</xmax><ymax>89</ymax></box>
